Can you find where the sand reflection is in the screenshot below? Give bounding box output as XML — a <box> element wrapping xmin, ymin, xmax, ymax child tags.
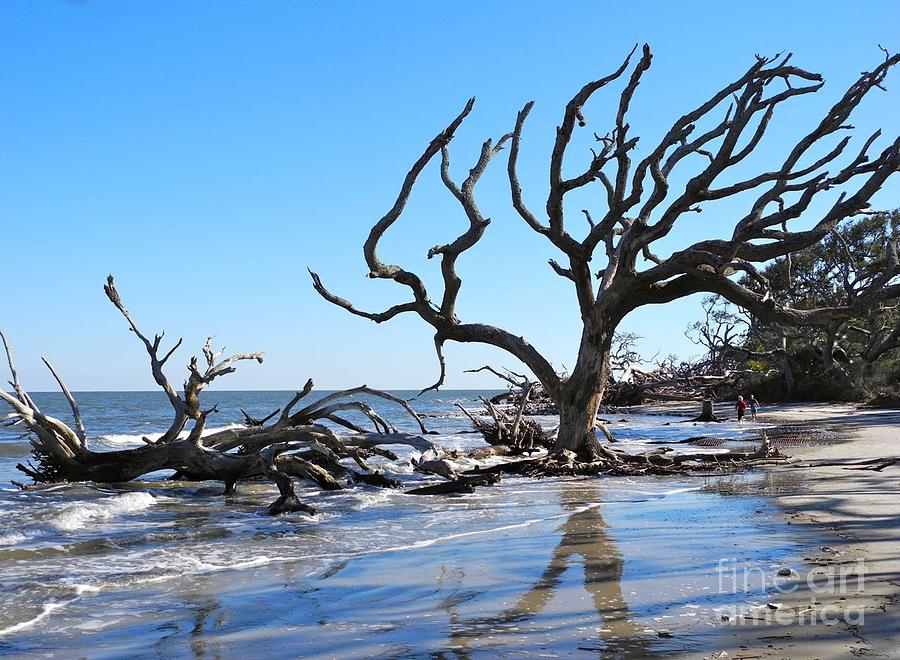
<box><xmin>442</xmin><ymin>483</ymin><xmax>651</xmax><ymax>656</ymax></box>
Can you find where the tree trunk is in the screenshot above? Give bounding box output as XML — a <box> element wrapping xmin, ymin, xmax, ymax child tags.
<box><xmin>556</xmin><ymin>390</ymin><xmax>605</xmax><ymax>454</ymax></box>
<box><xmin>818</xmin><ymin>325</ymin><xmax>838</xmax><ymax>367</ymax></box>
<box><xmin>554</xmin><ymin>327</ymin><xmax>613</xmax><ymax>456</ymax></box>
<box><xmin>773</xmin><ymin>328</ymin><xmax>795</xmax><ymax>395</ymax></box>
<box><xmin>774</xmin><ymin>351</ymin><xmax>795</xmax><ymax>395</ymax></box>
<box><xmin>687</xmin><ymin>399</ymin><xmax>723</xmax><ymax>423</ymax></box>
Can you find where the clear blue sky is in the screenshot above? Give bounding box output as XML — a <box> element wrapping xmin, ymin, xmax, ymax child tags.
<box><xmin>1</xmin><ymin>1</ymin><xmax>899</xmax><ymax>391</ymax></box>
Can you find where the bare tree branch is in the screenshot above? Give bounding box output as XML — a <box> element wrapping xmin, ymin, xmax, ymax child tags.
<box><xmin>310</xmin><ymin>98</ymin><xmax>562</xmax><ymax>397</ymax></box>
<box><xmin>288</xmin><ymin>385</ymin><xmax>429</xmax><ymax>434</ymax></box>
<box><xmin>41</xmin><ymin>357</ymin><xmax>87</xmax><ymax>450</ymax></box>
<box><xmin>464</xmin><ymin>365</ymin><xmax>531</xmax><ymax>389</ymax></box>
<box><xmin>277</xmin><ymin>378</ymin><xmax>315</xmax><ymax>427</ymax></box>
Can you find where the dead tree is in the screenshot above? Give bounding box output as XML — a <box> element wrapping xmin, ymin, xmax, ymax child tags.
<box><xmin>310</xmin><ymin>46</ymin><xmax>900</xmax><ymax>459</ymax></box>
<box><xmin>609</xmin><ymin>331</ymin><xmax>643</xmax><ymax>375</ymax></box>
<box><xmin>0</xmin><ymin>277</ymin><xmax>438</xmax><ymax>514</ymax></box>
<box><xmin>681</xmin><ymin>296</ymin><xmax>797</xmax><ymax>396</ymax></box>
<box><xmin>686</xmin><ymin>296</ymin><xmax>750</xmax><ymax>374</ymax></box>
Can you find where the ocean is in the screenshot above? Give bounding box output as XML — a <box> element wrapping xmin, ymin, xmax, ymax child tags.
<box><xmin>0</xmin><ymin>390</ymin><xmax>814</xmax><ymax>657</ymax></box>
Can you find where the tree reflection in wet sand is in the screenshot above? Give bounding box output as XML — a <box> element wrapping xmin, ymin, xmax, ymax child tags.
<box><xmin>440</xmin><ymin>484</ymin><xmax>658</xmax><ymax>657</ymax></box>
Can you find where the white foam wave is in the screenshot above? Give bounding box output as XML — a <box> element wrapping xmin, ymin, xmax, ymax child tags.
<box><xmin>50</xmin><ymin>492</ymin><xmax>157</xmax><ymax>532</ymax></box>
<box><xmin>72</xmin><ymin>584</ymin><xmax>102</xmax><ymax>596</ymax></box>
<box><xmin>178</xmin><ymin>554</ymin><xmax>276</xmax><ymax>574</ymax></box>
<box><xmin>0</xmin><ymin>600</ymin><xmax>70</xmax><ymax>637</ymax></box>
<box><xmin>61</xmin><ymin>553</ymin><xmax>288</xmax><ymax>596</ymax></box>
<box><xmin>347</xmin><ymin>489</ymin><xmax>393</xmax><ymax>509</ymax></box>
<box><xmin>0</xmin><ymin>553</ymin><xmax>282</xmax><ymax>638</ymax></box>
<box><xmin>94</xmin><ymin>432</ymin><xmax>158</xmax><ymax>447</ymax></box>
<box><xmin>95</xmin><ymin>423</ymin><xmax>245</xmax><ymax>447</ymax></box>
<box><xmin>614</xmin><ymin>485</ymin><xmax>705</xmax><ymax>497</ymax></box>
<box><xmin>0</xmin><ymin>531</ymin><xmax>28</xmax><ymax>546</ymax></box>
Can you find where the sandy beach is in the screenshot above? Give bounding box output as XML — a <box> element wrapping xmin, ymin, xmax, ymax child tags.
<box><xmin>641</xmin><ymin>402</ymin><xmax>900</xmax><ymax>659</ymax></box>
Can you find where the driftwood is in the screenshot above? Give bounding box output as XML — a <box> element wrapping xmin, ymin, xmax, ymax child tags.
<box><xmin>2</xmin><ymin>278</ymin><xmax>814</xmax><ymax>516</ymax></box>
<box><xmin>0</xmin><ymin>277</ymin><xmax>439</xmax><ymax>515</ymax></box>
<box><xmin>474</xmin><ymin>367</ymin><xmax>563</xmax><ymax>415</ymax></box>
<box><xmin>456</xmin><ymin>392</ymin><xmax>550</xmax><ymax>455</ymax></box>
<box><xmin>605</xmin><ymin>361</ymin><xmax>771</xmax><ymax>406</ymax></box>
<box><xmin>466</xmin><ymin>433</ymin><xmax>786</xmax><ymax>478</ymax></box>
<box><xmin>809</xmin><ymin>456</ymin><xmax>900</xmax><ymax>472</ymax></box>
<box><xmin>240</xmin><ymin>408</ymin><xmax>280</xmax><ymax>427</ymax></box>
<box><xmin>467</xmin><ymin>365</ymin><xmax>531</xmax><ymax>390</ymax></box>
<box><xmin>465</xmin><ymin>445</ymin><xmax>513</xmax><ymax>459</ymax></box>
<box><xmin>412</xmin><ymin>450</ymin><xmax>459</xmax><ymax>480</ymax></box>
<box><xmin>405</xmin><ymin>472</ymin><xmax>501</xmax><ymax>495</ymax></box>
<box><xmin>349</xmin><ymin>469</ymin><xmax>403</xmax><ymax>488</ymax></box>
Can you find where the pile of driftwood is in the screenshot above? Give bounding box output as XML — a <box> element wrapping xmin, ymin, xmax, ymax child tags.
<box><xmin>471</xmin><ymin>365</ymin><xmax>631</xmax><ymax>428</ymax></box>
<box><xmin>403</xmin><ymin>424</ymin><xmax>789</xmax><ymax>493</ymax></box>
<box><xmin>469</xmin><ymin>362</ymin><xmax>752</xmax><ymax>417</ymax></box>
<box><xmin>489</xmin><ymin>387</ymin><xmax>559</xmax><ymax>415</ymax></box>
<box><xmin>465</xmin><ymin>432</ymin><xmax>788</xmax><ymax>479</ymax></box>
<box><xmin>457</xmin><ymin>387</ymin><xmax>550</xmax><ymax>455</ymax></box>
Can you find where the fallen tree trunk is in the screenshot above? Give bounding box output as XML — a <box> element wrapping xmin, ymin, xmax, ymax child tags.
<box><xmin>1</xmin><ymin>277</ymin><xmax>436</xmax><ymax>515</ymax></box>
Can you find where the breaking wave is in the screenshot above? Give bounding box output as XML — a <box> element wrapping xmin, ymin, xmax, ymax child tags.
<box><xmin>49</xmin><ymin>492</ymin><xmax>158</xmax><ymax>532</ymax></box>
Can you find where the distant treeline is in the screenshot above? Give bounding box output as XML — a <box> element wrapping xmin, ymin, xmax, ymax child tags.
<box><xmin>685</xmin><ymin>210</ymin><xmax>900</xmax><ymax>406</ymax></box>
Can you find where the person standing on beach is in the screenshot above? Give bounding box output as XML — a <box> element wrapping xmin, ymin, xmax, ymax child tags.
<box><xmin>736</xmin><ymin>396</ymin><xmax>747</xmax><ymax>423</ymax></box>
<box><xmin>749</xmin><ymin>394</ymin><xmax>759</xmax><ymax>422</ymax></box>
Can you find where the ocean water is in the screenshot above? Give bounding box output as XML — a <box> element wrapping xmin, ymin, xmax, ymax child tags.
<box><xmin>0</xmin><ymin>390</ymin><xmax>811</xmax><ymax>657</ymax></box>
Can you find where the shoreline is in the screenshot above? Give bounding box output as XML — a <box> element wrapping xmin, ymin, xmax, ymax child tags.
<box><xmin>1</xmin><ymin>398</ymin><xmax>898</xmax><ymax>656</ymax></box>
<box><xmin>637</xmin><ymin>401</ymin><xmax>900</xmax><ymax>658</ymax></box>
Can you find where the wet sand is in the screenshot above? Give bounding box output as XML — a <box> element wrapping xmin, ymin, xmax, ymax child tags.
<box><xmin>640</xmin><ymin>401</ymin><xmax>900</xmax><ymax>658</ymax></box>
<box><xmin>1</xmin><ymin>474</ymin><xmax>808</xmax><ymax>658</ymax></box>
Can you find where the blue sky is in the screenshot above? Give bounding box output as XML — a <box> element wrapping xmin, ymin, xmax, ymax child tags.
<box><xmin>1</xmin><ymin>1</ymin><xmax>899</xmax><ymax>391</ymax></box>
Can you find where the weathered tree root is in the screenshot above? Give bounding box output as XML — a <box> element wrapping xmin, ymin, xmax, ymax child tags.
<box><xmin>465</xmin><ymin>434</ymin><xmax>785</xmax><ymax>479</ymax></box>
<box><xmin>456</xmin><ymin>390</ymin><xmax>551</xmax><ymax>454</ymax></box>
